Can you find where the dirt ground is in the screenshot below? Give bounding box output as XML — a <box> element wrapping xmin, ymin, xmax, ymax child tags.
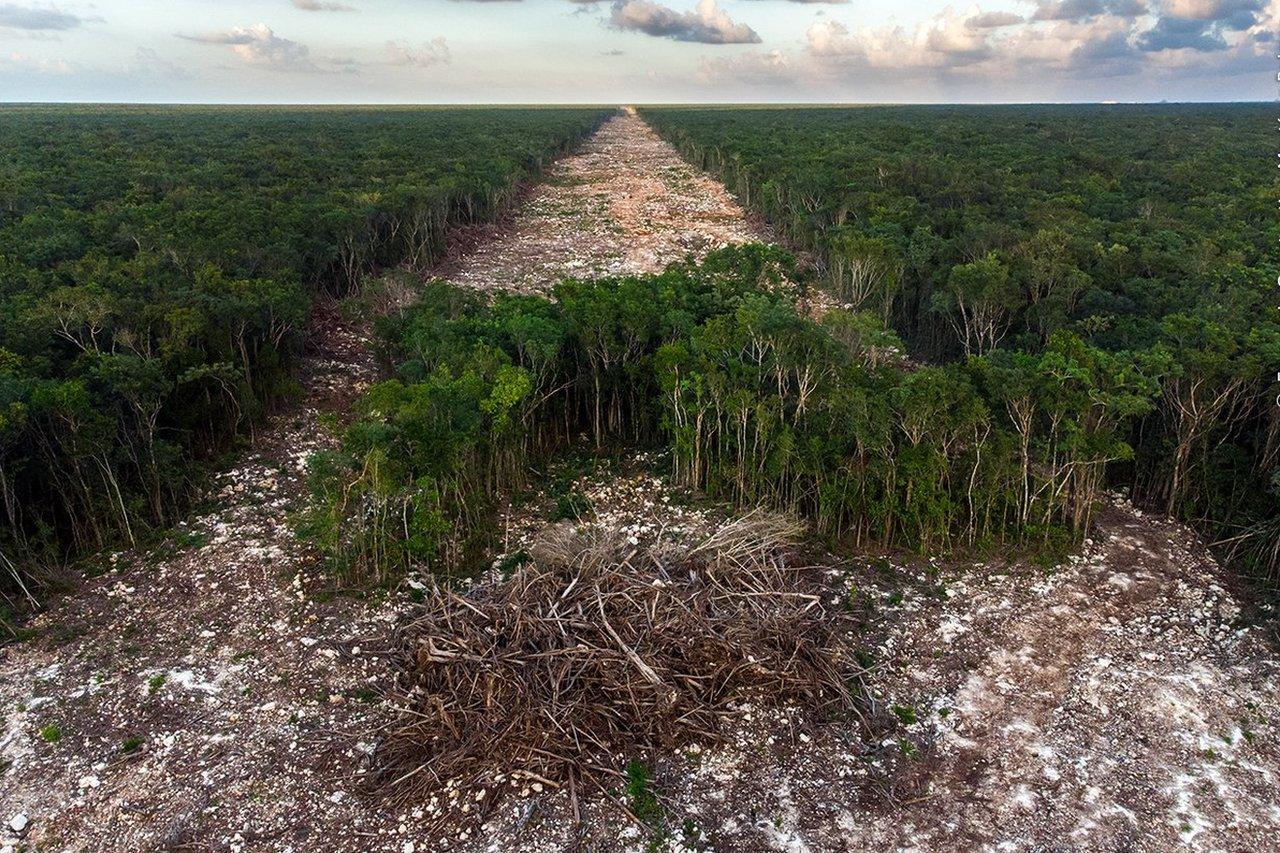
<box><xmin>2</xmin><ymin>112</ymin><xmax>1277</xmax><ymax>853</ymax></box>
<box><xmin>437</xmin><ymin>108</ymin><xmax>770</xmax><ymax>295</ymax></box>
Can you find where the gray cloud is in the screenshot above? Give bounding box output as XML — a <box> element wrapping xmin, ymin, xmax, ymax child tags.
<box><xmin>1161</xmin><ymin>0</ymin><xmax>1262</xmax><ymax>28</ymax></box>
<box><xmin>1029</xmin><ymin>0</ymin><xmax>1146</xmax><ymax>21</ymax></box>
<box><xmin>1137</xmin><ymin>15</ymin><xmax>1227</xmax><ymax>49</ymax></box>
<box><xmin>1137</xmin><ymin>0</ymin><xmax>1264</xmax><ymax>51</ymax></box>
<box><xmin>610</xmin><ymin>0</ymin><xmax>761</xmax><ymax>44</ymax></box>
<box><xmin>0</xmin><ymin>3</ymin><xmax>82</xmax><ymax>30</ymax></box>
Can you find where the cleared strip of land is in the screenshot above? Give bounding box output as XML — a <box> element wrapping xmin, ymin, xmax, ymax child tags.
<box><xmin>441</xmin><ymin>108</ymin><xmax>768</xmax><ymax>294</ymax></box>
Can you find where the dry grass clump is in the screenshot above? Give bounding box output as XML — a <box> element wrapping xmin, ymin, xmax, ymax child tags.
<box><xmin>373</xmin><ymin>511</ymin><xmax>867</xmax><ymax>807</ymax></box>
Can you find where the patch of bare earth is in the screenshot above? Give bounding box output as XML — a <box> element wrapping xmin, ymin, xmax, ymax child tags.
<box><xmin>819</xmin><ymin>501</ymin><xmax>1280</xmax><ymax>850</ymax></box>
<box><xmin>436</xmin><ymin>108</ymin><xmax>769</xmax><ymax>295</ymax></box>
<box><xmin>2</xmin><ymin>113</ymin><xmax>1277</xmax><ymax>853</ymax></box>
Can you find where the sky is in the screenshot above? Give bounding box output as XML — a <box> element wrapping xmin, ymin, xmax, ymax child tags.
<box><xmin>0</xmin><ymin>0</ymin><xmax>1276</xmax><ymax>103</ymax></box>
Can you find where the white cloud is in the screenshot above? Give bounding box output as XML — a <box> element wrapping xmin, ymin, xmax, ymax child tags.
<box><xmin>385</xmin><ymin>37</ymin><xmax>450</xmax><ymax>67</ymax></box>
<box><xmin>180</xmin><ymin>23</ymin><xmax>318</xmax><ymax>72</ymax></box>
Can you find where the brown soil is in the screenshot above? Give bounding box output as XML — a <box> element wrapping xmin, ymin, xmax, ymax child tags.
<box><xmin>2</xmin><ymin>113</ymin><xmax>1277</xmax><ymax>853</ymax></box>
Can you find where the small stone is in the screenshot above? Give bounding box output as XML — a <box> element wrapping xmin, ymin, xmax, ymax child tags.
<box><xmin>8</xmin><ymin>814</ymin><xmax>28</xmax><ymax>833</ymax></box>
<box><xmin>78</xmin><ymin>775</ymin><xmax>100</xmax><ymax>789</ymax></box>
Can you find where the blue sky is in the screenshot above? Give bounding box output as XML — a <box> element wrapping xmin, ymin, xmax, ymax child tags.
<box><xmin>0</xmin><ymin>0</ymin><xmax>1274</xmax><ymax>102</ymax></box>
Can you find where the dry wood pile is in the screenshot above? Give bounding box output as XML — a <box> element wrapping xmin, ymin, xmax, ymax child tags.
<box><xmin>374</xmin><ymin>512</ymin><xmax>867</xmax><ymax>811</ymax></box>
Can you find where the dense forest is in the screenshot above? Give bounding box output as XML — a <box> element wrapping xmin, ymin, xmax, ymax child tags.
<box><xmin>311</xmin><ymin>244</ymin><xmax>1161</xmax><ymax>584</ymax></box>
<box><xmin>0</xmin><ymin>105</ymin><xmax>608</xmax><ymax>622</ymax></box>
<box><xmin>639</xmin><ymin>105</ymin><xmax>1280</xmax><ymax>590</ymax></box>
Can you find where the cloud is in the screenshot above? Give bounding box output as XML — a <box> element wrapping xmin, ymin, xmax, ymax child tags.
<box><xmin>794</xmin><ymin>3</ymin><xmax>1153</xmax><ymax>86</ymax></box>
<box><xmin>797</xmin><ymin>0</ymin><xmax>1272</xmax><ymax>82</ymax></box>
<box><xmin>1162</xmin><ymin>0</ymin><xmax>1261</xmax><ymax>25</ymax></box>
<box><xmin>0</xmin><ymin>3</ymin><xmax>82</xmax><ymax>30</ymax></box>
<box><xmin>1028</xmin><ymin>0</ymin><xmax>1147</xmax><ymax>21</ymax></box>
<box><xmin>697</xmin><ymin>47</ymin><xmax>798</xmax><ymax>84</ymax></box>
<box><xmin>967</xmin><ymin>11</ymin><xmax>1025</xmax><ymax>28</ymax></box>
<box><xmin>610</xmin><ymin>0</ymin><xmax>761</xmax><ymax>44</ymax></box>
<box><xmin>385</xmin><ymin>37</ymin><xmax>450</xmax><ymax>67</ymax></box>
<box><xmin>1137</xmin><ymin>0</ymin><xmax>1264</xmax><ymax>51</ymax></box>
<box><xmin>292</xmin><ymin>0</ymin><xmax>356</xmax><ymax>10</ymax></box>
<box><xmin>179</xmin><ymin>23</ymin><xmax>318</xmax><ymax>72</ymax></box>
<box><xmin>1137</xmin><ymin>15</ymin><xmax>1228</xmax><ymax>49</ymax></box>
<box><xmin>807</xmin><ymin>9</ymin><xmax>996</xmax><ymax>69</ymax></box>
<box><xmin>1</xmin><ymin>49</ymin><xmax>71</xmax><ymax>73</ymax></box>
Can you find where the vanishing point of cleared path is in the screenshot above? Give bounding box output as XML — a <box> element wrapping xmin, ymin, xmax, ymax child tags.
<box><xmin>441</xmin><ymin>107</ymin><xmax>769</xmax><ymax>294</ymax></box>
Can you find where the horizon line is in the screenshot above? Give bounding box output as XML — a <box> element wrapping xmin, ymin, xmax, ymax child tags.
<box><xmin>0</xmin><ymin>99</ymin><xmax>1269</xmax><ymax>108</ymax></box>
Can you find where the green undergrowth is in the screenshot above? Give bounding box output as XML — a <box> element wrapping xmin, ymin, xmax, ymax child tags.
<box><xmin>303</xmin><ymin>244</ymin><xmax>1157</xmax><ymax>588</ymax></box>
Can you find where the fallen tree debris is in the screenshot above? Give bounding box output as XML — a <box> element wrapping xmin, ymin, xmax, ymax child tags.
<box><xmin>374</xmin><ymin>512</ymin><xmax>867</xmax><ymax>813</ymax></box>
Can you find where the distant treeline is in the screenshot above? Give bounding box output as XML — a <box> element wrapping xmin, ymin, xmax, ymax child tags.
<box><xmin>310</xmin><ymin>246</ymin><xmax>1162</xmax><ymax>584</ymax></box>
<box><xmin>641</xmin><ymin>105</ymin><xmax>1280</xmax><ymax>590</ymax></box>
<box><xmin>0</xmin><ymin>105</ymin><xmax>608</xmax><ymax>620</ymax></box>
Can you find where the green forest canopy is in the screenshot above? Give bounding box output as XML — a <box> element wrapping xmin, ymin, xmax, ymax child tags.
<box><xmin>0</xmin><ymin>105</ymin><xmax>608</xmax><ymax>620</ymax></box>
<box><xmin>639</xmin><ymin>104</ymin><xmax>1279</xmax><ymax>585</ymax></box>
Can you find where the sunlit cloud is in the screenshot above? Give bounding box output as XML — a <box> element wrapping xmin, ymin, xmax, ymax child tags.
<box><xmin>179</xmin><ymin>23</ymin><xmax>320</xmax><ymax>72</ymax></box>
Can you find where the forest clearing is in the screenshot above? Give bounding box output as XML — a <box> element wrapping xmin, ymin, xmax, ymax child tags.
<box><xmin>1</xmin><ymin>107</ymin><xmax>1277</xmax><ymax>852</ymax></box>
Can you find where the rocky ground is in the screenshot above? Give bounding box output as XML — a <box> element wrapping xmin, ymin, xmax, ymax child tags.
<box><xmin>434</xmin><ymin>108</ymin><xmax>770</xmax><ymax>295</ymax></box>
<box><xmin>2</xmin><ymin>112</ymin><xmax>1277</xmax><ymax>853</ymax></box>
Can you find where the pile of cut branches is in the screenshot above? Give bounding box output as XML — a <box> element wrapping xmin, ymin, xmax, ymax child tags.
<box><xmin>373</xmin><ymin>511</ymin><xmax>867</xmax><ymax>807</ymax></box>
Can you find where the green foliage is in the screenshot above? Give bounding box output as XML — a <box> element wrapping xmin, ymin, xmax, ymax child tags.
<box><xmin>891</xmin><ymin>704</ymin><xmax>919</xmax><ymax>725</ymax></box>
<box><xmin>39</xmin><ymin>724</ymin><xmax>61</xmax><ymax>743</ymax></box>
<box><xmin>644</xmin><ymin>105</ymin><xmax>1280</xmax><ymax>592</ymax></box>
<box><xmin>550</xmin><ymin>488</ymin><xmax>592</xmax><ymax>522</ymax></box>
<box><xmin>317</xmin><ymin>246</ymin><xmax>1157</xmax><ymax>583</ymax></box>
<box><xmin>625</xmin><ymin>760</ymin><xmax>663</xmax><ymax>826</ymax></box>
<box><xmin>0</xmin><ymin>105</ymin><xmax>607</xmax><ymax>619</ymax></box>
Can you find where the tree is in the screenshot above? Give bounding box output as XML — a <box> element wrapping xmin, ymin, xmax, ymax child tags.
<box><xmin>932</xmin><ymin>253</ymin><xmax>1022</xmax><ymax>356</ymax></box>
